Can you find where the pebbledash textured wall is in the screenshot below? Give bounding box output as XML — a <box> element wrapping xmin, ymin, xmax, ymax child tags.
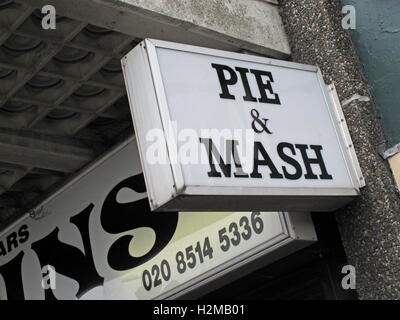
<box><xmin>279</xmin><ymin>0</ymin><xmax>400</xmax><ymax>299</ymax></box>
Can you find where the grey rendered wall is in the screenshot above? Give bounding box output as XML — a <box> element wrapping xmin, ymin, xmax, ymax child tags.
<box><xmin>279</xmin><ymin>0</ymin><xmax>400</xmax><ymax>299</ymax></box>
<box><xmin>341</xmin><ymin>0</ymin><xmax>400</xmax><ymax>148</ymax></box>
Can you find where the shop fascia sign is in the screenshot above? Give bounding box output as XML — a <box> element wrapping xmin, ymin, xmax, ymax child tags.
<box><xmin>0</xmin><ymin>139</ymin><xmax>316</xmax><ymax>300</ymax></box>
<box><xmin>122</xmin><ymin>39</ymin><xmax>365</xmax><ymax>212</ymax></box>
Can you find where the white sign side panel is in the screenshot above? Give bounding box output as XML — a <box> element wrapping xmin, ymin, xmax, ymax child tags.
<box><xmin>145</xmin><ymin>40</ymin><xmax>185</xmax><ymax>195</ymax></box>
<box><xmin>154</xmin><ymin>46</ymin><xmax>356</xmax><ymax>190</ymax></box>
<box><xmin>325</xmin><ymin>83</ymin><xmax>365</xmax><ymax>189</ymax></box>
<box><xmin>122</xmin><ymin>43</ymin><xmax>176</xmax><ymax>210</ymax></box>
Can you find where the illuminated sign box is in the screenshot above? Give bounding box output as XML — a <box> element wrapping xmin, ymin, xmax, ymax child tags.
<box><xmin>122</xmin><ymin>39</ymin><xmax>364</xmax><ymax>212</ymax></box>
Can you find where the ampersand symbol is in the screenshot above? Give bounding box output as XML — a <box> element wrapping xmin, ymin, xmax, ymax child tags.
<box><xmin>250</xmin><ymin>109</ymin><xmax>273</xmax><ymax>134</ymax></box>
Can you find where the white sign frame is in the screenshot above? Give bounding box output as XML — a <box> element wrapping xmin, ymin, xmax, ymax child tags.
<box><xmin>122</xmin><ymin>39</ymin><xmax>364</xmax><ymax>213</ymax></box>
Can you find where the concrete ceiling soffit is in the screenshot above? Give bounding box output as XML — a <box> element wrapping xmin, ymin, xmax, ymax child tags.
<box><xmin>16</xmin><ymin>0</ymin><xmax>291</xmax><ymax>58</ymax></box>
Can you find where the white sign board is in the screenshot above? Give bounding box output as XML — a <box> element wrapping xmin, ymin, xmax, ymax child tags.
<box><xmin>122</xmin><ymin>39</ymin><xmax>364</xmax><ymax>212</ymax></box>
<box><xmin>0</xmin><ymin>138</ymin><xmax>316</xmax><ymax>300</ymax></box>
